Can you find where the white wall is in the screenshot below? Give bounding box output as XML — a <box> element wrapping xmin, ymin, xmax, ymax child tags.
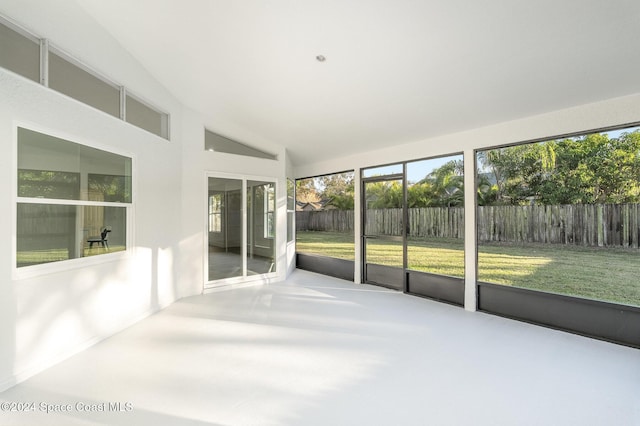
<box><xmin>0</xmin><ymin>75</ymin><xmax>292</xmax><ymax>393</ymax></box>
<box><xmin>0</xmin><ymin>2</ymin><xmax>208</xmax><ymax>391</ymax></box>
<box><xmin>0</xmin><ymin>68</ymin><xmax>185</xmax><ymax>390</ymax></box>
<box><xmin>179</xmin><ymin>110</ymin><xmax>289</xmax><ymax>294</ymax></box>
<box><xmin>0</xmin><ymin>2</ymin><xmax>292</xmax><ymax>391</ymax></box>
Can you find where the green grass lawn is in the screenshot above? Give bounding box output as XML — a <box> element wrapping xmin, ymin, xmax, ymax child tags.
<box><xmin>295</xmin><ymin>231</ymin><xmax>357</xmax><ymax>261</ymax></box>
<box><xmin>478</xmin><ymin>243</ymin><xmax>640</xmax><ymax>306</ymax></box>
<box><xmin>296</xmin><ymin>231</ymin><xmax>640</xmax><ymax>307</ymax></box>
<box><xmin>17</xmin><ymin>245</ymin><xmax>126</xmax><ymax>267</ymax></box>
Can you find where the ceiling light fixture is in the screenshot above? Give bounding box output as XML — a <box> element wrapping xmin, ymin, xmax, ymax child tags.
<box><xmin>316</xmin><ymin>55</ymin><xmax>326</xmax><ymax>62</ymax></box>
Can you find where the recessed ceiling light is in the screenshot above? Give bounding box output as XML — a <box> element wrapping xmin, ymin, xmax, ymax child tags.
<box><xmin>316</xmin><ymin>55</ymin><xmax>326</xmax><ymax>62</ymax></box>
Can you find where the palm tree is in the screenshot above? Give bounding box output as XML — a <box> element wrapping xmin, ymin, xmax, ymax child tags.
<box><xmin>419</xmin><ymin>160</ymin><xmax>464</xmax><ymax>207</ymax></box>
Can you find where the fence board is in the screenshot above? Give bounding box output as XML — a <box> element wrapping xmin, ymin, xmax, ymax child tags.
<box><xmin>297</xmin><ymin>204</ymin><xmax>640</xmax><ymax>248</ymax></box>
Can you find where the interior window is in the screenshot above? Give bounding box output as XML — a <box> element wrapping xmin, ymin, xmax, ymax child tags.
<box><xmin>16</xmin><ymin>127</ymin><xmax>131</xmax><ymax>268</ymax></box>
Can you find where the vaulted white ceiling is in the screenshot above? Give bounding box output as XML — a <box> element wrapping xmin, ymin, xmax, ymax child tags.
<box><xmin>61</xmin><ymin>1</ymin><xmax>640</xmax><ymax>164</ymax></box>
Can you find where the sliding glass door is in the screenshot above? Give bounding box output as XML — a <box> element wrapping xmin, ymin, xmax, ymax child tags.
<box><xmin>207</xmin><ymin>175</ymin><xmax>276</xmax><ymax>286</ymax></box>
<box><xmin>208</xmin><ymin>177</ymin><xmax>243</xmax><ymax>281</ymax></box>
<box><xmin>246</xmin><ymin>180</ymin><xmax>276</xmax><ymax>275</ymax></box>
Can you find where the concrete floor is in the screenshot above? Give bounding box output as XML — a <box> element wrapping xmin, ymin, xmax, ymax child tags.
<box><xmin>1</xmin><ymin>270</ymin><xmax>638</xmax><ymax>426</ymax></box>
<box><xmin>209</xmin><ymin>249</ymin><xmax>274</xmax><ymax>280</ymax></box>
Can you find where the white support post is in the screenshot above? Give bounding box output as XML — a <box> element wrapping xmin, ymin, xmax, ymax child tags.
<box><xmin>353</xmin><ymin>167</ymin><xmax>362</xmax><ymax>284</ymax></box>
<box><xmin>463</xmin><ymin>149</ymin><xmax>477</xmax><ymax>311</ymax></box>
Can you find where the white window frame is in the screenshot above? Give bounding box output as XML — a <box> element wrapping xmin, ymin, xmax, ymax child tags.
<box><xmin>263</xmin><ymin>183</ymin><xmax>276</xmax><ymax>239</ymax></box>
<box><xmin>208</xmin><ymin>193</ymin><xmax>222</xmax><ymax>233</ymax></box>
<box><xmin>204</xmin><ymin>171</ymin><xmax>278</xmax><ymax>290</ymax></box>
<box><xmin>0</xmin><ymin>14</ymin><xmax>41</xmax><ymax>83</ymax></box>
<box><xmin>286</xmin><ymin>178</ymin><xmax>295</xmax><ymax>244</ymax></box>
<box><xmin>47</xmin><ymin>44</ymin><xmax>122</xmax><ymax>118</ymax></box>
<box><xmin>0</xmin><ymin>11</ymin><xmax>170</xmax><ymax>140</ymax></box>
<box><xmin>12</xmin><ymin>123</ymin><xmax>134</xmax><ymax>280</ymax></box>
<box><xmin>124</xmin><ymin>89</ymin><xmax>171</xmax><ymax>140</ymax></box>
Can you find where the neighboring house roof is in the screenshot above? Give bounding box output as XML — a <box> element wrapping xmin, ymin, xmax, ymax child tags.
<box><xmin>295</xmin><ymin>199</ymin><xmax>333</xmax><ymax>211</ymax></box>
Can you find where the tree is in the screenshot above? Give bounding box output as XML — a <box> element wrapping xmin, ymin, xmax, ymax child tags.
<box><xmin>478</xmin><ymin>130</ymin><xmax>640</xmax><ymax>206</ymax></box>
<box><xmin>586</xmin><ymin>131</ymin><xmax>640</xmax><ymax>203</ymax></box>
<box><xmin>295</xmin><ymin>178</ymin><xmax>320</xmax><ymax>204</ymax></box>
<box><xmin>478</xmin><ymin>143</ymin><xmax>556</xmax><ymax>205</ymax></box>
<box><xmin>476</xmin><ymin>174</ymin><xmax>498</xmax><ymax>206</ymax></box>
<box><xmin>407</xmin><ymin>180</ymin><xmax>435</xmax><ymax>207</ymax></box>
<box><xmin>296</xmin><ymin>172</ymin><xmax>356</xmax><ymax>210</ymax></box>
<box><xmin>365</xmin><ymin>180</ymin><xmax>403</xmax><ymax>208</ymax></box>
<box><xmin>321</xmin><ymin>173</ymin><xmax>355</xmax><ymax>210</ymax></box>
<box><xmin>363</xmin><ymin>160</ymin><xmax>465</xmax><ymax>209</ymax></box>
<box><xmin>326</xmin><ymin>193</ymin><xmax>354</xmax><ymax>210</ymax></box>
<box><xmin>424</xmin><ymin>159</ymin><xmax>464</xmax><ymax>207</ymax></box>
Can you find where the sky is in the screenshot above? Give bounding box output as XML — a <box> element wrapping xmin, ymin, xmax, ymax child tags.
<box><xmin>363</xmin><ymin>154</ymin><xmax>462</xmax><ymax>183</ymax></box>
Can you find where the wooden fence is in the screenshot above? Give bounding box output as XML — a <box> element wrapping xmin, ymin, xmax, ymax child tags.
<box><xmin>296</xmin><ymin>204</ymin><xmax>640</xmax><ymax>248</ymax></box>
<box><xmin>296</xmin><ymin>208</ymin><xmax>463</xmax><ymax>239</ymax></box>
<box><xmin>477</xmin><ymin>204</ymin><xmax>640</xmax><ymax>248</ymax></box>
<box><xmin>296</xmin><ymin>210</ymin><xmax>355</xmax><ymax>233</ymax></box>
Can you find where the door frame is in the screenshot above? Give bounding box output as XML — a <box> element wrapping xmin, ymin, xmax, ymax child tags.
<box><xmin>204</xmin><ymin>171</ymin><xmax>278</xmax><ymax>290</ymax></box>
<box><xmin>361</xmin><ymin>167</ymin><xmax>408</xmax><ymax>291</ymax></box>
<box><xmin>360</xmin><ymin>154</ymin><xmax>465</xmax><ymax>300</ymax></box>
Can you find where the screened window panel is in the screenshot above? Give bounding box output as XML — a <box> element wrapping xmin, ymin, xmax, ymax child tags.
<box><xmin>126</xmin><ymin>95</ymin><xmax>167</xmax><ymax>138</ymax></box>
<box><xmin>48</xmin><ymin>51</ymin><xmax>120</xmax><ymax>118</ymax></box>
<box><xmin>406</xmin><ymin>155</ymin><xmax>464</xmax><ymax>278</ymax></box>
<box><xmin>0</xmin><ymin>21</ymin><xmax>40</xmax><ymax>82</ymax></box>
<box><xmin>476</xmin><ymin>126</ymin><xmax>640</xmax><ymax>307</ymax></box>
<box><xmin>362</xmin><ymin>163</ymin><xmax>403</xmax><ymax>178</ymax></box>
<box><xmin>295</xmin><ymin>172</ymin><xmax>355</xmax><ymax>261</ymax></box>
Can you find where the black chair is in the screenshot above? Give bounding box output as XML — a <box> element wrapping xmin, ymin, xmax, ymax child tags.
<box><xmin>88</xmin><ymin>228</ymin><xmax>111</xmax><ymax>249</ymax></box>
